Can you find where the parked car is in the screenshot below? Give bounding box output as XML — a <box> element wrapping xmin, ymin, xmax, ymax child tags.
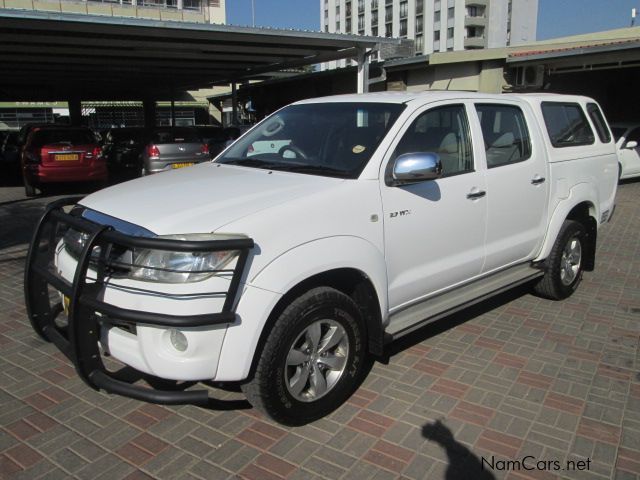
<box><xmin>141</xmin><ymin>127</ymin><xmax>209</xmax><ymax>175</ymax></box>
<box><xmin>25</xmin><ymin>92</ymin><xmax>617</xmax><ymax>425</ymax></box>
<box><xmin>1</xmin><ymin>131</ymin><xmax>20</xmax><ymax>165</ymax></box>
<box><xmin>610</xmin><ymin>123</ymin><xmax>640</xmax><ymax>180</ymax></box>
<box><xmin>21</xmin><ymin>126</ymin><xmax>107</xmax><ymax>196</ymax></box>
<box><xmin>102</xmin><ymin>127</ymin><xmax>149</xmax><ymax>179</ymax></box>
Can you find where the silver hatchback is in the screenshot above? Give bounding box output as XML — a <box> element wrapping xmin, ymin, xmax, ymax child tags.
<box><xmin>141</xmin><ymin>127</ymin><xmax>209</xmax><ymax>175</ymax></box>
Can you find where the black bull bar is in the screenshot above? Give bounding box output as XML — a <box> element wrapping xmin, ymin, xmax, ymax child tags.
<box><xmin>24</xmin><ymin>197</ymin><xmax>254</xmax><ymax>405</ymax></box>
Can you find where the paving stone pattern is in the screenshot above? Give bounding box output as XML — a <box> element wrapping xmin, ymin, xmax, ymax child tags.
<box><xmin>0</xmin><ymin>182</ymin><xmax>639</xmax><ymax>480</ymax></box>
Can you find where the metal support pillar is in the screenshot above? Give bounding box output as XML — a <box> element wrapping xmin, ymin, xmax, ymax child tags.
<box><xmin>170</xmin><ymin>99</ymin><xmax>175</xmax><ymax>127</ymax></box>
<box><xmin>68</xmin><ymin>98</ymin><xmax>82</xmax><ymax>126</ymax></box>
<box><xmin>143</xmin><ymin>99</ymin><xmax>156</xmax><ymax>129</ymax></box>
<box><xmin>356</xmin><ymin>49</ymin><xmax>370</xmax><ymax>94</ymax></box>
<box><xmin>231</xmin><ymin>82</ymin><xmax>238</xmax><ymax>126</ymax></box>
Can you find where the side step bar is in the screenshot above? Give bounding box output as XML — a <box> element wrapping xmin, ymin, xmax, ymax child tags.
<box><xmin>386</xmin><ymin>263</ymin><xmax>543</xmax><ymax>341</ymax></box>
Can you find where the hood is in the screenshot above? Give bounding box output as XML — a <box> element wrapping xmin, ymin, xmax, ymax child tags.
<box><xmin>80</xmin><ymin>162</ymin><xmax>342</xmax><ymax>234</ymax></box>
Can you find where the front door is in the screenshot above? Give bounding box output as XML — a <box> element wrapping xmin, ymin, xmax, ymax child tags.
<box><xmin>381</xmin><ymin>103</ymin><xmax>487</xmax><ymax>313</ymax></box>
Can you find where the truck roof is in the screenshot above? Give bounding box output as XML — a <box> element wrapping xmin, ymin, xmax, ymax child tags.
<box><xmin>293</xmin><ymin>91</ymin><xmax>597</xmax><ymax>106</ymax></box>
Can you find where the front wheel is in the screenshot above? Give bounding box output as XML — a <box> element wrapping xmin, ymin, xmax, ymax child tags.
<box><xmin>241</xmin><ymin>287</ymin><xmax>367</xmax><ymax>426</ymax></box>
<box><xmin>533</xmin><ymin>220</ymin><xmax>586</xmax><ymax>300</ymax></box>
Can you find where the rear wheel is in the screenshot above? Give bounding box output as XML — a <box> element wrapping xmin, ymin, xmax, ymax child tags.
<box><xmin>241</xmin><ymin>287</ymin><xmax>367</xmax><ymax>425</ymax></box>
<box><xmin>534</xmin><ymin>220</ymin><xmax>586</xmax><ymax>300</ymax></box>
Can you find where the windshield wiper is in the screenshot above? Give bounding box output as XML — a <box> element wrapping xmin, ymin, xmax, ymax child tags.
<box><xmin>276</xmin><ymin>164</ymin><xmax>347</xmax><ymax>177</ymax></box>
<box><xmin>217</xmin><ymin>158</ymin><xmax>284</xmax><ymax>169</ymax></box>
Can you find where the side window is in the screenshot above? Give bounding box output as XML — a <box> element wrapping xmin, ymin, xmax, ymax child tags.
<box><xmin>475</xmin><ymin>104</ymin><xmax>532</xmax><ymax>168</ymax></box>
<box><xmin>541</xmin><ymin>102</ymin><xmax>595</xmax><ymax>148</ymax></box>
<box><xmin>586</xmin><ymin>103</ymin><xmax>611</xmax><ymax>143</ymax></box>
<box><xmin>393</xmin><ymin>104</ymin><xmax>473</xmax><ymax>177</ymax></box>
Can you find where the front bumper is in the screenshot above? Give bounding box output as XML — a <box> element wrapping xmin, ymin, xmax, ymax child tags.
<box><xmin>24</xmin><ymin>197</ymin><xmax>254</xmax><ymax>405</ymax></box>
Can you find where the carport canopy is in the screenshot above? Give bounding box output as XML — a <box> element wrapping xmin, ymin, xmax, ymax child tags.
<box><xmin>0</xmin><ymin>9</ymin><xmax>398</xmax><ymax>101</ymax></box>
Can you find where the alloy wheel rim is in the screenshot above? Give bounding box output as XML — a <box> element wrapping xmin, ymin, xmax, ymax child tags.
<box><xmin>284</xmin><ymin>319</ymin><xmax>349</xmax><ymax>403</ymax></box>
<box><xmin>560</xmin><ymin>236</ymin><xmax>582</xmax><ymax>286</ymax></box>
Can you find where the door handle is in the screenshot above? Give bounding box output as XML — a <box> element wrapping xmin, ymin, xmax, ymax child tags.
<box><xmin>531</xmin><ymin>176</ymin><xmax>546</xmax><ymax>185</ymax></box>
<box><xmin>466</xmin><ymin>190</ymin><xmax>486</xmax><ymax>199</ymax></box>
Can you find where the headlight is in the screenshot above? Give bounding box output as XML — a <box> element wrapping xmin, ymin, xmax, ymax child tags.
<box><xmin>129</xmin><ymin>233</ymin><xmax>243</xmax><ymax>283</ymax></box>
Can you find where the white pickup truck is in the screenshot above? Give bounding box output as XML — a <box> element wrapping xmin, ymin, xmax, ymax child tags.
<box><xmin>25</xmin><ymin>92</ymin><xmax>618</xmax><ymax>425</ymax></box>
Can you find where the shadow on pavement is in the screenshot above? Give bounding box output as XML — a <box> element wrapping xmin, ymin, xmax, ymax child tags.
<box><xmin>423</xmin><ymin>420</ymin><xmax>495</xmax><ymax>480</ymax></box>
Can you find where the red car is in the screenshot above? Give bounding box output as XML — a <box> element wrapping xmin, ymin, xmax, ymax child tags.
<box><xmin>21</xmin><ymin>126</ymin><xmax>108</xmax><ymax>197</ymax></box>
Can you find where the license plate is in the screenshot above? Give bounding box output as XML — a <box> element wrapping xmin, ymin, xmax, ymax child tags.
<box><xmin>55</xmin><ymin>154</ymin><xmax>79</xmax><ymax>161</ymax></box>
<box><xmin>171</xmin><ymin>162</ymin><xmax>194</xmax><ymax>169</ymax></box>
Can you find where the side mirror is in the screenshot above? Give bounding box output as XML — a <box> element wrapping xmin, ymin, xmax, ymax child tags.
<box><xmin>625</xmin><ymin>140</ymin><xmax>638</xmax><ymax>149</ymax></box>
<box><xmin>391</xmin><ymin>152</ymin><xmax>442</xmax><ymax>186</ymax></box>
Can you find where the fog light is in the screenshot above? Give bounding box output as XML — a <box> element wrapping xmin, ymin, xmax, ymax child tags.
<box><xmin>169</xmin><ymin>329</ymin><xmax>188</xmax><ymax>352</ymax></box>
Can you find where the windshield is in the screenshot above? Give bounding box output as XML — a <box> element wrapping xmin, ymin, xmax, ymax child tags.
<box><xmin>152</xmin><ymin>128</ymin><xmax>201</xmax><ymax>144</ymax></box>
<box><xmin>30</xmin><ymin>129</ymin><xmax>97</xmax><ymax>146</ymax></box>
<box><xmin>216</xmin><ymin>102</ymin><xmax>405</xmax><ymax>179</ymax></box>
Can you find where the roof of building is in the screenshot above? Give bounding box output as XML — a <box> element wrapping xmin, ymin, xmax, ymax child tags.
<box><xmin>0</xmin><ymin>8</ymin><xmax>398</xmax><ymax>101</ymax></box>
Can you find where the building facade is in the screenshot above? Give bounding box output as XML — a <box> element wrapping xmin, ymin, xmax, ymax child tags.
<box><xmin>0</xmin><ymin>0</ymin><xmax>225</xmax><ymax>24</ymax></box>
<box><xmin>321</xmin><ymin>0</ymin><xmax>538</xmax><ymax>60</ymax></box>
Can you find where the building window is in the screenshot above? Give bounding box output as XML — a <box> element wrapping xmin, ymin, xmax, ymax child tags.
<box><xmin>416</xmin><ymin>0</ymin><xmax>423</xmax><ymax>15</ymax></box>
<box><xmin>346</xmin><ymin>18</ymin><xmax>352</xmax><ymax>31</ymax></box>
<box><xmin>372</xmin><ymin>26</ymin><xmax>378</xmax><ymax>36</ymax></box>
<box><xmin>434</xmin><ymin>30</ymin><xmax>440</xmax><ymax>41</ymax></box>
<box><xmin>448</xmin><ymin>7</ymin><xmax>455</xmax><ymax>19</ymax></box>
<box><xmin>416</xmin><ymin>15</ymin><xmax>423</xmax><ymax>33</ymax></box>
<box><xmin>183</xmin><ymin>0</ymin><xmax>200</xmax><ymax>10</ymax></box>
<box><xmin>371</xmin><ymin>0</ymin><xmax>378</xmax><ymax>10</ymax></box>
<box><xmin>385</xmin><ymin>5</ymin><xmax>393</xmax><ymax>22</ymax></box>
<box><xmin>346</xmin><ymin>1</ymin><xmax>352</xmax><ymax>17</ymax></box>
<box><xmin>399</xmin><ymin>1</ymin><xmax>408</xmax><ymax>18</ymax></box>
<box><xmin>434</xmin><ymin>10</ymin><xmax>440</xmax><ymax>23</ymax></box>
<box><xmin>385</xmin><ymin>23</ymin><xmax>393</xmax><ymax>37</ymax></box>
<box><xmin>372</xmin><ymin>9</ymin><xmax>378</xmax><ymax>24</ymax></box>
<box><xmin>336</xmin><ymin>5</ymin><xmax>340</xmax><ymax>15</ymax></box>
<box><xmin>358</xmin><ymin>14</ymin><xmax>364</xmax><ymax>30</ymax></box>
<box><xmin>336</xmin><ymin>20</ymin><xmax>341</xmax><ymax>30</ymax></box>
<box><xmin>358</xmin><ymin>0</ymin><xmax>364</xmax><ymax>13</ymax></box>
<box><xmin>415</xmin><ymin>34</ymin><xmax>423</xmax><ymax>53</ymax></box>
<box><xmin>139</xmin><ymin>0</ymin><xmax>177</xmax><ymax>8</ymax></box>
<box><xmin>467</xmin><ymin>26</ymin><xmax>483</xmax><ymax>38</ymax></box>
<box><xmin>399</xmin><ymin>19</ymin><xmax>407</xmax><ymax>36</ymax></box>
<box><xmin>447</xmin><ymin>27</ymin><xmax>454</xmax><ymax>39</ymax></box>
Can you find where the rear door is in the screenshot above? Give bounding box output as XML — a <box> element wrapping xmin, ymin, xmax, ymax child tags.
<box><xmin>471</xmin><ymin>101</ymin><xmax>549</xmax><ymax>273</ymax></box>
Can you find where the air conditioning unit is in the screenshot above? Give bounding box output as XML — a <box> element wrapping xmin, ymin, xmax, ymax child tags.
<box><xmin>514</xmin><ymin>65</ymin><xmax>545</xmax><ymax>89</ymax></box>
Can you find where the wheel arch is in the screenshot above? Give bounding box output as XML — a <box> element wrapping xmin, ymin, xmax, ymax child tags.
<box><xmin>537</xmin><ymin>194</ymin><xmax>598</xmax><ymax>271</ymax></box>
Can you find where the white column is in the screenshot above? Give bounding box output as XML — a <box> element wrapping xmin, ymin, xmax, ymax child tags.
<box><xmin>357</xmin><ymin>49</ymin><xmax>370</xmax><ymax>93</ymax></box>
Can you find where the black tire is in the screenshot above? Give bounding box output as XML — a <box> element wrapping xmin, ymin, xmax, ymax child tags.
<box><xmin>533</xmin><ymin>220</ymin><xmax>586</xmax><ymax>300</ymax></box>
<box><xmin>241</xmin><ymin>287</ymin><xmax>367</xmax><ymax>426</ymax></box>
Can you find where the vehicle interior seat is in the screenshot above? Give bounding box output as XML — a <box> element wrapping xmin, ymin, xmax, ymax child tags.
<box><xmin>486</xmin><ymin>132</ymin><xmax>520</xmax><ymax>168</ymax></box>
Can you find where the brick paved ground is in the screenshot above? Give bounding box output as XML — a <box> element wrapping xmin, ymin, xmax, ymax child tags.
<box><xmin>1</xmin><ymin>178</ymin><xmax>639</xmax><ymax>480</ymax></box>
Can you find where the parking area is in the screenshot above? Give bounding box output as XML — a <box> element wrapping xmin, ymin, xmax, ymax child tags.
<box><xmin>0</xmin><ymin>180</ymin><xmax>639</xmax><ymax>480</ymax></box>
